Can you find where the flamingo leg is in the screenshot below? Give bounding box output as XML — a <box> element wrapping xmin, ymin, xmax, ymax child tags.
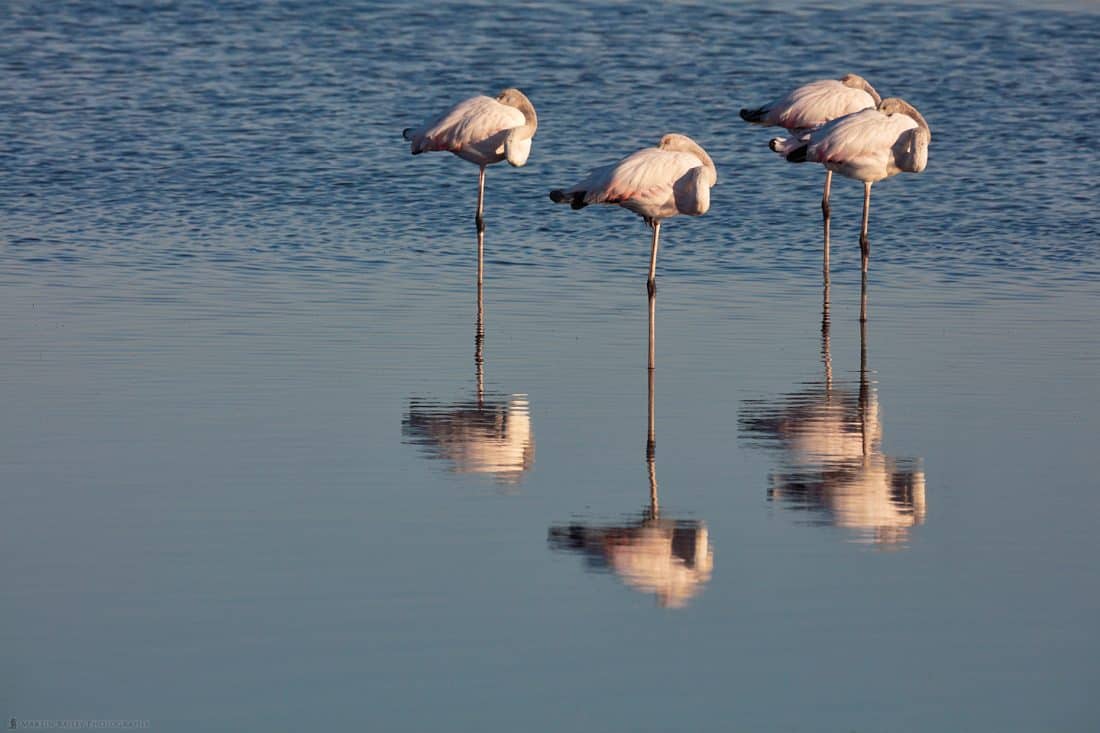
<box><xmin>822</xmin><ymin>170</ymin><xmax>832</xmax><ymax>282</ymax></box>
<box><xmin>860</xmin><ymin>181</ymin><xmax>872</xmax><ymax>274</ymax></box>
<box><xmin>647</xmin><ymin>221</ymin><xmax>661</xmax><ymax>296</ymax></box>
<box><xmin>476</xmin><ymin>165</ymin><xmax>486</xmax><ymax>286</ymax></box>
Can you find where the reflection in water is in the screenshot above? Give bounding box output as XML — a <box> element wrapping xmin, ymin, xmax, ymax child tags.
<box><xmin>402</xmin><ymin>286</ymin><xmax>535</xmax><ymax>485</ymax></box>
<box><xmin>740</xmin><ymin>283</ymin><xmax>926</xmax><ymax>546</ymax></box>
<box><xmin>548</xmin><ymin>297</ymin><xmax>713</xmax><ymax>608</ymax></box>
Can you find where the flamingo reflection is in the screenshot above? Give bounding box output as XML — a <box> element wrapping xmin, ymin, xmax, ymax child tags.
<box><xmin>548</xmin><ymin>296</ymin><xmax>713</xmax><ymax>608</ymax></box>
<box><xmin>402</xmin><ymin>286</ymin><xmax>534</xmax><ymax>485</ymax></box>
<box><xmin>739</xmin><ymin>284</ymin><xmax>926</xmax><ymax>546</ymax></box>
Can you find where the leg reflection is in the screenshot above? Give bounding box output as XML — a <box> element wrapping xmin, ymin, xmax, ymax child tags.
<box><xmin>859</xmin><ymin>267</ymin><xmax>869</xmax><ymax>323</ymax></box>
<box><xmin>475</xmin><ymin>281</ymin><xmax>485</xmax><ymax>403</ymax></box>
<box><xmin>822</xmin><ymin>280</ymin><xmax>833</xmax><ymax>390</ymax></box>
<box><xmin>647</xmin><ymin>291</ymin><xmax>657</xmax><ymax>516</ymax></box>
<box><xmin>822</xmin><ymin>170</ymin><xmax>832</xmax><ymax>283</ymax></box>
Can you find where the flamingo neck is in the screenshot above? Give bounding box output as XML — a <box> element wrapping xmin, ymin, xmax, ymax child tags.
<box><xmin>679</xmin><ymin>142</ymin><xmax>717</xmax><ymax>185</ymax></box>
<box><xmin>515</xmin><ymin>98</ymin><xmax>538</xmax><ymax>136</ymax></box>
<box><xmin>841</xmin><ymin>74</ymin><xmax>882</xmax><ymax>107</ymax></box>
<box><xmin>880</xmin><ymin>98</ymin><xmax>930</xmax><ymax>137</ymax></box>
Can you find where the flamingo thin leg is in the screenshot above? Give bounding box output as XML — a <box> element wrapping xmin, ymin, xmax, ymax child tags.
<box><xmin>476</xmin><ymin>165</ymin><xmax>486</xmax><ymax>286</ymax></box>
<box><xmin>647</xmin><ymin>221</ymin><xmax>661</xmax><ymax>296</ymax></box>
<box><xmin>860</xmin><ymin>181</ymin><xmax>871</xmax><ymax>274</ymax></box>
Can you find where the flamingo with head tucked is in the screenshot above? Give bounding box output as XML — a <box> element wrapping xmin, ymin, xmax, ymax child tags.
<box><xmin>741</xmin><ymin>74</ymin><xmax>882</xmax><ymax>275</ymax></box>
<box><xmin>402</xmin><ymin>88</ymin><xmax>538</xmax><ymax>285</ymax></box>
<box><xmin>549</xmin><ymin>133</ymin><xmax>717</xmax><ymax>296</ymax></box>
<box><xmin>770</xmin><ymin>97</ymin><xmax>931</xmax><ymax>305</ymax></box>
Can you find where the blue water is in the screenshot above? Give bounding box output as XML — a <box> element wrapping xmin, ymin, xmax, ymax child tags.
<box><xmin>2</xmin><ymin>2</ymin><xmax>1099</xmax><ymax>731</ymax></box>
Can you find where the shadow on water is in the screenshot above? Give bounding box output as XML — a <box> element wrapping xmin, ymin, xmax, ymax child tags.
<box><xmin>548</xmin><ymin>296</ymin><xmax>714</xmax><ymax>608</ymax></box>
<box><xmin>740</xmin><ymin>282</ymin><xmax>927</xmax><ymax>548</ymax></box>
<box><xmin>402</xmin><ymin>284</ymin><xmax>535</xmax><ymax>487</ymax></box>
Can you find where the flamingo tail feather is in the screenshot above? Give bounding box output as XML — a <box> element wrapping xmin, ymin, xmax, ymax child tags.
<box><xmin>740</xmin><ymin>107</ymin><xmax>768</xmax><ymax>123</ymax></box>
<box><xmin>549</xmin><ymin>189</ymin><xmax>588</xmax><ymax>210</ymax></box>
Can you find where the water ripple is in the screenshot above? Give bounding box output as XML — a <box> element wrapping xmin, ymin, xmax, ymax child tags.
<box><xmin>2</xmin><ymin>1</ymin><xmax>1097</xmax><ymax>302</ymax></box>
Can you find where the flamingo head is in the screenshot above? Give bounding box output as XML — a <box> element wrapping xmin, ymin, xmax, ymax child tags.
<box><xmin>839</xmin><ymin>73</ymin><xmax>882</xmax><ymax>107</ymax></box>
<box><xmin>659</xmin><ymin>133</ymin><xmax>718</xmax><ymax>185</ymax></box>
<box><xmin>658</xmin><ymin>133</ymin><xmax>698</xmax><ymax>151</ymax></box>
<box><xmin>879</xmin><ymin>97</ymin><xmax>930</xmax><ymax>136</ymax></box>
<box><xmin>496</xmin><ymin>88</ymin><xmax>531</xmax><ymax>108</ymax></box>
<box><xmin>496</xmin><ymin>88</ymin><xmax>537</xmax><ymax>132</ymax></box>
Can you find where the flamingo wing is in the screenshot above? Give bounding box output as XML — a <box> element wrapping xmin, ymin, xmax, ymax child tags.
<box><xmin>412</xmin><ymin>96</ymin><xmax>526</xmax><ymax>153</ymax></box>
<box><xmin>768</xmin><ymin>79</ymin><xmax>878</xmax><ymax>131</ymax></box>
<box><xmin>808</xmin><ymin>109</ymin><xmax>919</xmax><ymax>168</ymax></box>
<box><xmin>581</xmin><ymin>148</ymin><xmax>705</xmax><ymax>206</ymax></box>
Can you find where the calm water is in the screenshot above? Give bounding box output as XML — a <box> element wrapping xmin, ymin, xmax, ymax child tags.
<box><xmin>3</xmin><ymin>1</ymin><xmax>1099</xmax><ymax>731</ymax></box>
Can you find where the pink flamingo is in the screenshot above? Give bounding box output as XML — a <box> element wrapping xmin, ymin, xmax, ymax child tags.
<box><xmin>770</xmin><ymin>98</ymin><xmax>930</xmax><ymax>272</ymax></box>
<box><xmin>770</xmin><ymin>98</ymin><xmax>931</xmax><ymax>319</ymax></box>
<box><xmin>741</xmin><ymin>74</ymin><xmax>882</xmax><ymax>274</ymax></box>
<box><xmin>549</xmin><ymin>133</ymin><xmax>717</xmax><ymax>296</ymax></box>
<box><xmin>403</xmin><ymin>88</ymin><xmax>538</xmax><ymax>285</ymax></box>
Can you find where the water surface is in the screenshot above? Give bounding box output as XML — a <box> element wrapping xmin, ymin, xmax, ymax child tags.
<box><xmin>2</xmin><ymin>2</ymin><xmax>1099</xmax><ymax>731</ymax></box>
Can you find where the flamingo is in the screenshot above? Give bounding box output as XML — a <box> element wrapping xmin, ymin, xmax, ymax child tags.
<box><xmin>402</xmin><ymin>88</ymin><xmax>538</xmax><ymax>285</ymax></box>
<box><xmin>769</xmin><ymin>97</ymin><xmax>930</xmax><ymax>311</ymax></box>
<box><xmin>549</xmin><ymin>133</ymin><xmax>717</xmax><ymax>296</ymax></box>
<box><xmin>740</xmin><ymin>74</ymin><xmax>882</xmax><ymax>275</ymax></box>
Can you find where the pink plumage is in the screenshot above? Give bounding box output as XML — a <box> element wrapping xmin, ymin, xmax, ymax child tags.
<box><xmin>768</xmin><ymin>97</ymin><xmax>931</xmax><ymax>289</ymax></box>
<box><xmin>794</xmin><ymin>101</ymin><xmax>929</xmax><ymax>182</ymax></box>
<box><xmin>740</xmin><ymin>74</ymin><xmax>881</xmax><ymax>134</ymax></box>
<box><xmin>406</xmin><ymin>95</ymin><xmax>528</xmax><ymax>166</ymax></box>
<box><xmin>549</xmin><ymin>134</ymin><xmax>717</xmax><ymax>294</ymax></box>
<box><xmin>401</xmin><ymin>88</ymin><xmax>538</xmax><ymax>285</ymax></box>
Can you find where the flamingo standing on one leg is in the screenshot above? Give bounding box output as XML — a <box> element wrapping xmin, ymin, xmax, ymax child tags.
<box><xmin>740</xmin><ymin>74</ymin><xmax>882</xmax><ymax>277</ymax></box>
<box><xmin>549</xmin><ymin>133</ymin><xmax>717</xmax><ymax>296</ymax></box>
<box><xmin>770</xmin><ymin>98</ymin><xmax>931</xmax><ymax>320</ymax></box>
<box><xmin>402</xmin><ymin>88</ymin><xmax>538</xmax><ymax>286</ymax></box>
